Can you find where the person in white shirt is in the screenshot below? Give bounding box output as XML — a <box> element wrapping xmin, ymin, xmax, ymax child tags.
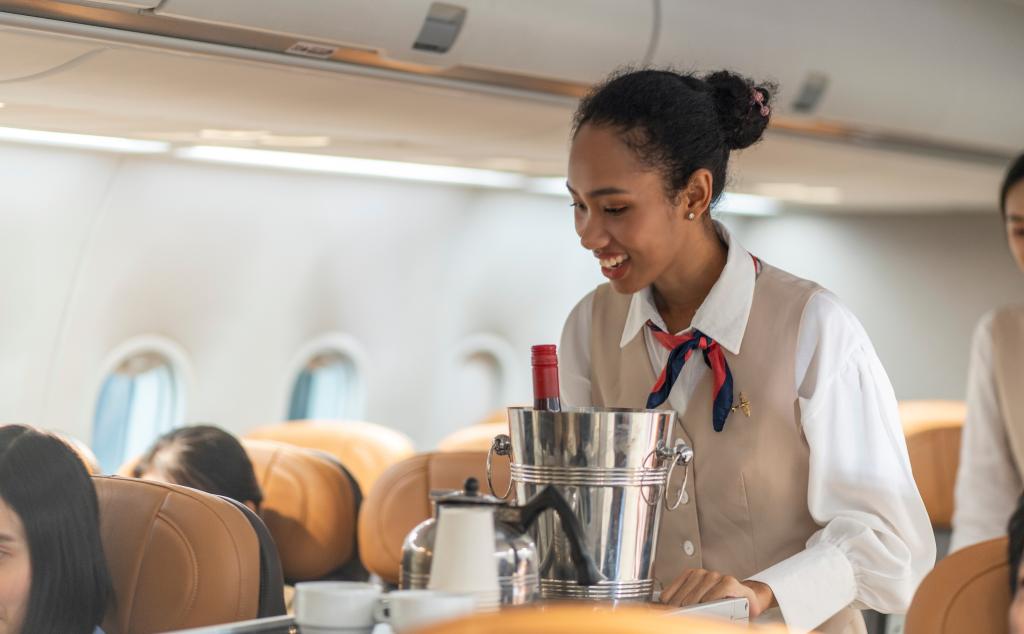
<box><xmin>559</xmin><ymin>68</ymin><xmax>935</xmax><ymax>633</ymax></box>
<box><xmin>951</xmin><ymin>153</ymin><xmax>1024</xmax><ymax>553</ymax></box>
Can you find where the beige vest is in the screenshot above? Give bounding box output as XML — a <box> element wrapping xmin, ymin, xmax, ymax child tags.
<box><xmin>590</xmin><ymin>263</ymin><xmax>864</xmax><ymax>634</ymax></box>
<box><xmin>991</xmin><ymin>305</ymin><xmax>1024</xmax><ymax>475</ymax></box>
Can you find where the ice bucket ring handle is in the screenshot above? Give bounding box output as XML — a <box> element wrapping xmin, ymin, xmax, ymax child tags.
<box><xmin>487</xmin><ymin>434</ymin><xmax>514</xmax><ymax>499</ymax></box>
<box><xmin>653</xmin><ymin>439</ymin><xmax>695</xmax><ymax>511</ymax></box>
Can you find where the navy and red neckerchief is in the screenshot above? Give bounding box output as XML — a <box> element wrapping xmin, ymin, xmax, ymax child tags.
<box><xmin>644</xmin><ymin>255</ymin><xmax>760</xmax><ymax>432</ymax></box>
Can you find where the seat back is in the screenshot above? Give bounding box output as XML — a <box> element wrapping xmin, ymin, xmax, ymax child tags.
<box><xmin>412</xmin><ymin>604</ymin><xmax>788</xmax><ymax>634</ymax></box>
<box><xmin>436</xmin><ymin>421</ymin><xmax>509</xmax><ymax>452</ymax></box>
<box><xmin>244</xmin><ymin>420</ymin><xmax>415</xmax><ymax>493</ymax></box>
<box><xmin>242</xmin><ymin>439</ymin><xmax>362</xmax><ymax>582</ymax></box>
<box><xmin>357</xmin><ymin>451</ymin><xmax>511</xmax><ymax>584</ymax></box>
<box><xmin>905</xmin><ymin>423</ymin><xmax>962</xmax><ymax>530</ymax></box>
<box><xmin>899</xmin><ymin>400</ymin><xmax>965</xmax><ymax>552</ymax></box>
<box><xmin>905</xmin><ymin>537</ymin><xmax>1010</xmax><ymax>634</ymax></box>
<box><xmin>94</xmin><ymin>476</ymin><xmax>283</xmax><ymax>633</ymax></box>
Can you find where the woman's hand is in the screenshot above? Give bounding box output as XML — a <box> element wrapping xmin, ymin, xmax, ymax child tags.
<box><xmin>660</xmin><ymin>568</ymin><xmax>776</xmax><ymax>618</ymax></box>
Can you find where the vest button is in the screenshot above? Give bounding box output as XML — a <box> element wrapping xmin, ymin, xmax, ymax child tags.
<box><xmin>683</xmin><ymin>540</ymin><xmax>695</xmax><ymax>556</ymax></box>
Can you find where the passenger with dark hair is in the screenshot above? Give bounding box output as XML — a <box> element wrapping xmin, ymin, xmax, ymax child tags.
<box><xmin>133</xmin><ymin>424</ymin><xmax>263</xmax><ymax>512</ymax></box>
<box><xmin>1010</xmin><ymin>493</ymin><xmax>1024</xmax><ymax>633</ymax></box>
<box><xmin>0</xmin><ymin>424</ymin><xmax>113</xmax><ymax>634</ymax></box>
<box><xmin>559</xmin><ymin>68</ymin><xmax>934</xmax><ymax>632</ymax></box>
<box><xmin>952</xmin><ymin>153</ymin><xmax>1024</xmax><ymax>554</ymax></box>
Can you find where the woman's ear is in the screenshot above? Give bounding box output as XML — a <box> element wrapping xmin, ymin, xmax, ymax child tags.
<box><xmin>676</xmin><ymin>169</ymin><xmax>714</xmax><ymax>219</ymax></box>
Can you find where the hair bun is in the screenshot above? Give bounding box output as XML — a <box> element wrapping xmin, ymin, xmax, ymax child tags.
<box><xmin>703</xmin><ymin>70</ymin><xmax>773</xmax><ymax>151</ymax></box>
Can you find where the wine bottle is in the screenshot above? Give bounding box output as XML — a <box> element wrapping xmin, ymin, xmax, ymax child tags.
<box><xmin>531</xmin><ymin>344</ymin><xmax>561</xmax><ymax>411</ymax></box>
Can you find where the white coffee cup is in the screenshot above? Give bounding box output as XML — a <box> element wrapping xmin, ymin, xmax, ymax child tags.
<box><xmin>294</xmin><ymin>581</ymin><xmax>382</xmax><ymax>634</ymax></box>
<box><xmin>374</xmin><ymin>590</ymin><xmax>476</xmax><ymax>633</ymax></box>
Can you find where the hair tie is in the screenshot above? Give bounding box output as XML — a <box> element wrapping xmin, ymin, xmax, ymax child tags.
<box><xmin>751</xmin><ymin>88</ymin><xmax>770</xmax><ymax>117</ymax></box>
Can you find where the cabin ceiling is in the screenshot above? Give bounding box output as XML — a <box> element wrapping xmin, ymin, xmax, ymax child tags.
<box><xmin>0</xmin><ymin>3</ymin><xmax>1017</xmax><ymax>214</ymax></box>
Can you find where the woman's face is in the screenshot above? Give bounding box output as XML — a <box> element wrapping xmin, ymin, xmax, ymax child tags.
<box><xmin>0</xmin><ymin>496</ymin><xmax>30</xmax><ymax>634</ymax></box>
<box><xmin>1006</xmin><ymin>180</ymin><xmax>1024</xmax><ymax>272</ymax></box>
<box><xmin>567</xmin><ymin>123</ymin><xmax>705</xmax><ymax>294</ymax></box>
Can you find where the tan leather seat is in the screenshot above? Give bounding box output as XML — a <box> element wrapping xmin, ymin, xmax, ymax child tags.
<box><xmin>244</xmin><ymin>420</ymin><xmax>415</xmax><ymax>493</ymax></box>
<box><xmin>358</xmin><ymin>451</ymin><xmax>511</xmax><ymax>584</ymax></box>
<box><xmin>437</xmin><ymin>421</ymin><xmax>509</xmax><ymax>452</ymax></box>
<box><xmin>242</xmin><ymin>439</ymin><xmax>362</xmax><ymax>582</ymax></box>
<box><xmin>898</xmin><ymin>400</ymin><xmax>966</xmax><ymax>437</ymax></box>
<box><xmin>412</xmin><ymin>603</ymin><xmax>790</xmax><ymax>634</ymax></box>
<box><xmin>94</xmin><ymin>476</ymin><xmax>285</xmax><ymax>633</ymax></box>
<box><xmin>905</xmin><ymin>537</ymin><xmax>1010</xmax><ymax>634</ymax></box>
<box><xmin>899</xmin><ymin>400</ymin><xmax>966</xmax><ymax>530</ymax></box>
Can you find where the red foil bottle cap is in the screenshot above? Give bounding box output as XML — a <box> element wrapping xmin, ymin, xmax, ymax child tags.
<box><xmin>531</xmin><ymin>344</ymin><xmax>558</xmax><ymax>367</ymax></box>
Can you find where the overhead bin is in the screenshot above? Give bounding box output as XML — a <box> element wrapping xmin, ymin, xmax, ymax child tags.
<box><xmin>652</xmin><ymin>0</ymin><xmax>1024</xmax><ymax>152</ymax></box>
<box><xmin>155</xmin><ymin>0</ymin><xmax>654</xmax><ymax>84</ymax></box>
<box><xmin>62</xmin><ymin>0</ymin><xmax>162</xmax><ymax>8</ymax></box>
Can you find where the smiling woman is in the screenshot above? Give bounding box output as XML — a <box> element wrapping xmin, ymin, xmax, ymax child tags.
<box><xmin>0</xmin><ymin>425</ymin><xmax>112</xmax><ymax>634</ymax></box>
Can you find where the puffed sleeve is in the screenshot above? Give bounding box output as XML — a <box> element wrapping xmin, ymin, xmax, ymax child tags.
<box><xmin>747</xmin><ymin>291</ymin><xmax>936</xmax><ymax>632</ymax></box>
<box><xmin>950</xmin><ymin>310</ymin><xmax>1023</xmax><ymax>552</ymax></box>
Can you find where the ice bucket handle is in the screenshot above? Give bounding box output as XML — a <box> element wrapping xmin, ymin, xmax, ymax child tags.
<box><xmin>487</xmin><ymin>434</ymin><xmax>513</xmax><ymax>499</ymax></box>
<box><xmin>657</xmin><ymin>439</ymin><xmax>695</xmax><ymax>511</ymax></box>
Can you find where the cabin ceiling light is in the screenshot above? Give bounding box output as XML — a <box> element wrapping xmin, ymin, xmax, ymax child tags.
<box><xmin>716</xmin><ymin>193</ymin><xmax>781</xmax><ymax>216</ymax></box>
<box><xmin>754</xmin><ymin>183</ymin><xmax>842</xmax><ymax>205</ymax></box>
<box><xmin>0</xmin><ymin>126</ymin><xmax>169</xmax><ymax>154</ymax></box>
<box><xmin>174</xmin><ymin>145</ymin><xmax>528</xmax><ymax>189</ymax></box>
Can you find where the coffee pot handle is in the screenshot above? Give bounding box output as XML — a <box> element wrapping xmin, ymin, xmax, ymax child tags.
<box><xmin>503</xmin><ymin>486</ymin><xmax>604</xmax><ymax>587</ymax></box>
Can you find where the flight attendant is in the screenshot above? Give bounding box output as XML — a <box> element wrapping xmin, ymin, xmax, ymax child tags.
<box><xmin>951</xmin><ymin>153</ymin><xmax>1024</xmax><ymax>552</ymax></box>
<box><xmin>559</xmin><ymin>69</ymin><xmax>935</xmax><ymax>633</ymax></box>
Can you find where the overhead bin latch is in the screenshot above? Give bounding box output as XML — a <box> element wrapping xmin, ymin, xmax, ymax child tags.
<box><xmin>413</xmin><ymin>2</ymin><xmax>467</xmax><ymax>54</ymax></box>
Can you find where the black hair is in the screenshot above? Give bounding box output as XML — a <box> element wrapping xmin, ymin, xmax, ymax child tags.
<box><xmin>0</xmin><ymin>425</ymin><xmax>113</xmax><ymax>634</ymax></box>
<box><xmin>1010</xmin><ymin>492</ymin><xmax>1024</xmax><ymax>593</ymax></box>
<box><xmin>572</xmin><ymin>68</ymin><xmax>774</xmax><ymax>207</ymax></box>
<box><xmin>1001</xmin><ymin>153</ymin><xmax>1024</xmax><ymax>217</ymax></box>
<box><xmin>133</xmin><ymin>424</ymin><xmax>263</xmax><ymax>511</ymax></box>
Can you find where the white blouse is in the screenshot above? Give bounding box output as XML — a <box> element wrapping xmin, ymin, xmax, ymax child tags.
<box><xmin>559</xmin><ymin>222</ymin><xmax>935</xmax><ymax>632</ymax></box>
<box><xmin>950</xmin><ymin>309</ymin><xmax>1023</xmax><ymax>553</ymax></box>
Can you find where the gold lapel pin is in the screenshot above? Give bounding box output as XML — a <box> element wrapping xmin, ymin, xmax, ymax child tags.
<box><xmin>730</xmin><ymin>392</ymin><xmax>751</xmax><ymax>417</ymax></box>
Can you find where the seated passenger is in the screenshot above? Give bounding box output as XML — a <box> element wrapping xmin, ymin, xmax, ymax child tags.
<box><xmin>0</xmin><ymin>424</ymin><xmax>112</xmax><ymax>634</ymax></box>
<box><xmin>133</xmin><ymin>424</ymin><xmax>263</xmax><ymax>512</ymax></box>
<box><xmin>952</xmin><ymin>152</ymin><xmax>1024</xmax><ymax>552</ymax></box>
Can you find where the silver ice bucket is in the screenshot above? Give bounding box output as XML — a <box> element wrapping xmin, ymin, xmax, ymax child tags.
<box><xmin>487</xmin><ymin>407</ymin><xmax>693</xmax><ymax>601</ymax></box>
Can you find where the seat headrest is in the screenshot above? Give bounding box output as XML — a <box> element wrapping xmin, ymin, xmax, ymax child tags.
<box><xmin>243</xmin><ymin>439</ymin><xmax>359</xmax><ymax>581</ymax></box>
<box><xmin>905</xmin><ymin>423</ymin><xmax>962</xmax><ymax>528</ymax></box>
<box><xmin>245</xmin><ymin>420</ymin><xmax>415</xmax><ymax>493</ymax></box>
<box><xmin>898</xmin><ymin>400</ymin><xmax>966</xmax><ymax>436</ymax></box>
<box><xmin>357</xmin><ymin>451</ymin><xmax>511</xmax><ymax>584</ymax></box>
<box><xmin>94</xmin><ymin>476</ymin><xmax>262</xmax><ymax>634</ymax></box>
<box><xmin>905</xmin><ymin>537</ymin><xmax>1010</xmax><ymax>633</ymax></box>
<box><xmin>437</xmin><ymin>421</ymin><xmax>509</xmax><ymax>452</ymax></box>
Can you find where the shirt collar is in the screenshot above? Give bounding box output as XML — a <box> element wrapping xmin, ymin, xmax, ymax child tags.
<box><xmin>619</xmin><ymin>220</ymin><xmax>756</xmax><ymax>355</ymax></box>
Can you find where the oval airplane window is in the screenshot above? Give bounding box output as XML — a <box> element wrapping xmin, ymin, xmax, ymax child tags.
<box><xmin>92</xmin><ymin>349</ymin><xmax>185</xmax><ymax>473</ymax></box>
<box><xmin>288</xmin><ymin>350</ymin><xmax>361</xmax><ymax>420</ymax></box>
<box><xmin>451</xmin><ymin>349</ymin><xmax>504</xmax><ymax>427</ymax></box>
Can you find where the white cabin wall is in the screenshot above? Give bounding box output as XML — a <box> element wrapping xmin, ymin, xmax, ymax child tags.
<box><xmin>728</xmin><ymin>213</ymin><xmax>1024</xmax><ymax>399</ymax></box>
<box><xmin>0</xmin><ymin>144</ymin><xmax>119</xmax><ymax>428</ymax></box>
<box><xmin>2</xmin><ymin>140</ymin><xmax>1020</xmax><ymax>455</ymax></box>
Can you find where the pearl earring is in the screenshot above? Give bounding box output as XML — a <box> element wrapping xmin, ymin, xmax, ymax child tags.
<box><xmin>687</xmin><ymin>212</ymin><xmax>696</xmax><ymax>220</ymax></box>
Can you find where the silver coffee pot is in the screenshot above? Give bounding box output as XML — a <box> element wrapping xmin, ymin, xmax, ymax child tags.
<box><xmin>400</xmin><ymin>477</ymin><xmax>601</xmax><ymax>607</ymax></box>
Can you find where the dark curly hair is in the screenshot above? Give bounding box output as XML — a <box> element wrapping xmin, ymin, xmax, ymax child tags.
<box><xmin>572</xmin><ymin>68</ymin><xmax>774</xmax><ymax>207</ymax></box>
<box><xmin>1000</xmin><ymin>153</ymin><xmax>1024</xmax><ymax>218</ymax></box>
